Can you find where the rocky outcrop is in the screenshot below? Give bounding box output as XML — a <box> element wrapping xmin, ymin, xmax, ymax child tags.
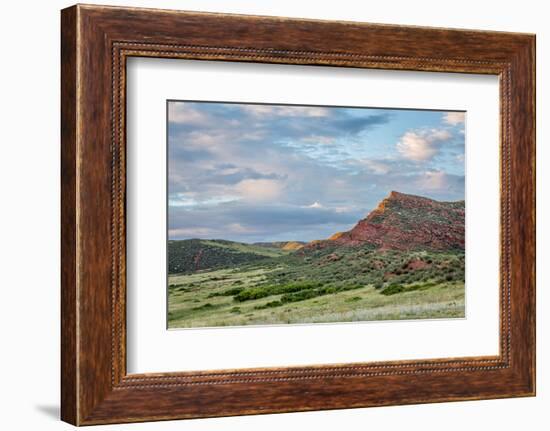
<box><xmin>307</xmin><ymin>191</ymin><xmax>464</xmax><ymax>251</ymax></box>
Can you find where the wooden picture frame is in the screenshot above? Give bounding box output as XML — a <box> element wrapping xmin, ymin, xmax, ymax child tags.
<box><xmin>61</xmin><ymin>4</ymin><xmax>535</xmax><ymax>425</ymax></box>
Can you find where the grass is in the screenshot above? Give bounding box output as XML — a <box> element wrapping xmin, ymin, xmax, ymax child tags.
<box><xmin>167</xmin><ymin>248</ymin><xmax>465</xmax><ymax>329</ymax></box>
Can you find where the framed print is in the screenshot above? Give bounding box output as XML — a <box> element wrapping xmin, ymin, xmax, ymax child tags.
<box><xmin>164</xmin><ymin>101</ymin><xmax>467</xmax><ymax>330</ymax></box>
<box><xmin>61</xmin><ymin>4</ymin><xmax>535</xmax><ymax>425</ymax></box>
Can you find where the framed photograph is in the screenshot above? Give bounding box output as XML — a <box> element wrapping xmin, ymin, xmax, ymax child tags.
<box><xmin>61</xmin><ymin>4</ymin><xmax>535</xmax><ymax>425</ymax></box>
<box><xmin>165</xmin><ymin>100</ymin><xmax>467</xmax><ymax>330</ymax></box>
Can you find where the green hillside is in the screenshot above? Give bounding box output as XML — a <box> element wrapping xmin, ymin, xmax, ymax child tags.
<box><xmin>167</xmin><ymin>192</ymin><xmax>465</xmax><ymax>328</ymax></box>
<box><xmin>168</xmin><ymin>244</ymin><xmax>465</xmax><ymax>328</ymax></box>
<box><xmin>253</xmin><ymin>241</ymin><xmax>306</xmax><ymax>250</ymax></box>
<box><xmin>168</xmin><ymin>239</ymin><xmax>287</xmax><ymax>274</ymax></box>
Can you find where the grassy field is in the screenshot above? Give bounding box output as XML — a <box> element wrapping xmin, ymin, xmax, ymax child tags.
<box><xmin>167</xmin><ymin>243</ymin><xmax>465</xmax><ymax>329</ymax></box>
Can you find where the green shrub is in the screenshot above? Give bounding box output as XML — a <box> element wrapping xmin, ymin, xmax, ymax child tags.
<box><xmin>381</xmin><ymin>284</ymin><xmax>406</xmax><ymax>295</ymax></box>
<box><xmin>346</xmin><ymin>296</ymin><xmax>362</xmax><ymax>303</ymax></box>
<box><xmin>254</xmin><ymin>300</ymin><xmax>283</xmax><ymax>310</ymax></box>
<box><xmin>381</xmin><ymin>282</ymin><xmax>436</xmax><ymax>296</ymax></box>
<box><xmin>192</xmin><ymin>302</ymin><xmax>214</xmax><ymax>310</ymax></box>
<box><xmin>208</xmin><ymin>286</ymin><xmax>244</xmax><ymax>298</ymax></box>
<box><xmin>279</xmin><ymin>289</ymin><xmax>319</xmax><ymax>303</ymax></box>
<box><xmin>233</xmin><ymin>281</ymin><xmax>323</xmax><ymax>302</ymax></box>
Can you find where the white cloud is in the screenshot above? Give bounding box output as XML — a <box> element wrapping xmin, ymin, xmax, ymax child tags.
<box><xmin>227</xmin><ymin>223</ymin><xmax>257</xmax><ymax>234</ymax></box>
<box><xmin>178</xmin><ymin>130</ymin><xmax>234</xmax><ymax>155</ymax></box>
<box><xmin>168</xmin><ymin>194</ymin><xmax>238</xmax><ymax>208</ymax></box>
<box><xmin>242</xmin><ymin>105</ymin><xmax>329</xmax><ymax>118</ymax></box>
<box><xmin>301</xmin><ymin>135</ymin><xmax>335</xmax><ymax>145</ymax></box>
<box><xmin>168</xmin><ymin>227</ymin><xmax>216</xmax><ymax>237</ymax></box>
<box><xmin>168</xmin><ymin>102</ymin><xmax>208</xmax><ymax>125</ymax></box>
<box><xmin>358</xmin><ymin>159</ymin><xmax>391</xmax><ymax>175</ymax></box>
<box><xmin>306</xmin><ymin>201</ymin><xmax>323</xmax><ymax>209</ymax></box>
<box><xmin>235</xmin><ymin>178</ymin><xmax>284</xmax><ymax>202</ymax></box>
<box><xmin>443</xmin><ymin>112</ymin><xmax>466</xmax><ymax>126</ymax></box>
<box><xmin>334</xmin><ymin>205</ymin><xmax>356</xmax><ymax>214</ymax></box>
<box><xmin>397</xmin><ymin>129</ymin><xmax>452</xmax><ymax>162</ymax></box>
<box><xmin>418</xmin><ymin>170</ymin><xmax>449</xmax><ymax>190</ymax></box>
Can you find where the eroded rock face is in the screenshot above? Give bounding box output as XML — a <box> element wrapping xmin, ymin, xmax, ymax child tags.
<box><xmin>306</xmin><ymin>191</ymin><xmax>464</xmax><ymax>251</ymax></box>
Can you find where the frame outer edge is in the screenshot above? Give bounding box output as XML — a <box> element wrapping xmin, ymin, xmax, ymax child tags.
<box><xmin>504</xmin><ymin>35</ymin><xmax>536</xmax><ymax>395</ymax></box>
<box><xmin>61</xmin><ymin>4</ymin><xmax>536</xmax><ymax>425</ymax></box>
<box><xmin>531</xmin><ymin>34</ymin><xmax>536</xmax><ymax>396</ymax></box>
<box><xmin>527</xmin><ymin>35</ymin><xmax>536</xmax><ymax>395</ymax></box>
<box><xmin>61</xmin><ymin>5</ymin><xmax>80</xmax><ymax>426</ymax></box>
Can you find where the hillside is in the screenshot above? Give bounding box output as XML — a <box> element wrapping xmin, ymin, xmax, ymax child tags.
<box><xmin>168</xmin><ymin>239</ymin><xmax>286</xmax><ymax>274</ymax></box>
<box><xmin>168</xmin><ymin>245</ymin><xmax>465</xmax><ymax>328</ymax></box>
<box><xmin>169</xmin><ymin>192</ymin><xmax>464</xmax><ymax>274</ymax></box>
<box><xmin>306</xmin><ymin>191</ymin><xmax>464</xmax><ymax>251</ymax></box>
<box><xmin>254</xmin><ymin>241</ymin><xmax>305</xmax><ymax>251</ymax></box>
<box><xmin>168</xmin><ymin>191</ymin><xmax>465</xmax><ymax>328</ymax></box>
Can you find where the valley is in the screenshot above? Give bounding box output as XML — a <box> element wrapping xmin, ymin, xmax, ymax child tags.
<box><xmin>168</xmin><ymin>245</ymin><xmax>465</xmax><ymax>328</ymax></box>
<box><xmin>168</xmin><ymin>191</ymin><xmax>466</xmax><ymax>328</ymax></box>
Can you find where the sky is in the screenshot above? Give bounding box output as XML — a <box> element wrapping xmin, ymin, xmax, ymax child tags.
<box><xmin>167</xmin><ymin>101</ymin><xmax>465</xmax><ymax>243</ymax></box>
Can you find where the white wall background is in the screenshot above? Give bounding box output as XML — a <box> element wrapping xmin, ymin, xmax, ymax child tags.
<box><xmin>0</xmin><ymin>0</ymin><xmax>546</xmax><ymax>429</ymax></box>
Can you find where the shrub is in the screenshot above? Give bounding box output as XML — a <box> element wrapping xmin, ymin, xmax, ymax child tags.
<box><xmin>192</xmin><ymin>302</ymin><xmax>214</xmax><ymax>310</ymax></box>
<box><xmin>381</xmin><ymin>284</ymin><xmax>406</xmax><ymax>295</ymax></box>
<box><xmin>209</xmin><ymin>287</ymin><xmax>244</xmax><ymax>297</ymax></box>
<box><xmin>233</xmin><ymin>281</ymin><xmax>323</xmax><ymax>302</ymax></box>
<box><xmin>280</xmin><ymin>289</ymin><xmax>319</xmax><ymax>303</ymax></box>
<box><xmin>254</xmin><ymin>300</ymin><xmax>283</xmax><ymax>310</ymax></box>
<box><xmin>346</xmin><ymin>296</ymin><xmax>362</xmax><ymax>303</ymax></box>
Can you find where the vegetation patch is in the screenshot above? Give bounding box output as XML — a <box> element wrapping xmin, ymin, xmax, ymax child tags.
<box><xmin>380</xmin><ymin>281</ymin><xmax>437</xmax><ymax>296</ymax></box>
<box><xmin>346</xmin><ymin>296</ymin><xmax>362</xmax><ymax>303</ymax></box>
<box><xmin>207</xmin><ymin>287</ymin><xmax>244</xmax><ymax>298</ymax></box>
<box><xmin>167</xmin><ymin>247</ymin><xmax>465</xmax><ymax>328</ymax></box>
<box><xmin>168</xmin><ymin>239</ymin><xmax>287</xmax><ymax>274</ymax></box>
<box><xmin>233</xmin><ymin>281</ymin><xmax>323</xmax><ymax>302</ymax></box>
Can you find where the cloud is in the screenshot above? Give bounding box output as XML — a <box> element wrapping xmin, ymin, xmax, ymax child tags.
<box><xmin>168</xmin><ymin>201</ymin><xmax>361</xmax><ymax>242</ymax></box>
<box><xmin>168</xmin><ymin>104</ymin><xmax>391</xmax><ymax>171</ymax></box>
<box><xmin>443</xmin><ymin>112</ymin><xmax>466</xmax><ymax>126</ymax></box>
<box><xmin>418</xmin><ymin>170</ymin><xmax>449</xmax><ymax>190</ymax></box>
<box><xmin>235</xmin><ymin>178</ymin><xmax>284</xmax><ymax>202</ymax></box>
<box><xmin>356</xmin><ymin>158</ymin><xmax>392</xmax><ymax>175</ymax></box>
<box><xmin>397</xmin><ymin>129</ymin><xmax>452</xmax><ymax>161</ymax></box>
<box><xmin>306</xmin><ymin>201</ymin><xmax>323</xmax><ymax>209</ymax></box>
<box><xmin>167</xmin><ymin>102</ymin><xmax>465</xmax><ymax>242</ymax></box>
<box><xmin>169</xmin><ymin>227</ymin><xmax>216</xmax><ymax>237</ymax></box>
<box><xmin>241</xmin><ymin>105</ymin><xmax>329</xmax><ymax>118</ymax></box>
<box><xmin>300</xmin><ymin>135</ymin><xmax>336</xmax><ymax>145</ymax></box>
<box><xmin>416</xmin><ymin>170</ymin><xmax>464</xmax><ymax>195</ymax></box>
<box><xmin>333</xmin><ymin>114</ymin><xmax>389</xmax><ymax>134</ymax></box>
<box><xmin>227</xmin><ymin>223</ymin><xmax>258</xmax><ymax>234</ymax></box>
<box><xmin>168</xmin><ymin>102</ymin><xmax>209</xmax><ymax>125</ymax></box>
<box><xmin>168</xmin><ymin>194</ymin><xmax>239</xmax><ymax>207</ymax></box>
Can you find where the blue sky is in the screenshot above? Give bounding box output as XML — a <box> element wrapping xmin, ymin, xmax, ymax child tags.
<box><xmin>168</xmin><ymin>101</ymin><xmax>465</xmax><ymax>243</ymax></box>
